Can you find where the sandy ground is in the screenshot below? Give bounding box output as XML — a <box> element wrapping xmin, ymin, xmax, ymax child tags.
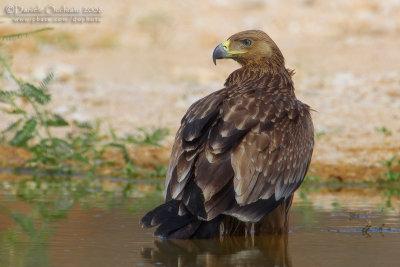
<box><xmin>0</xmin><ymin>0</ymin><xmax>399</xmax><ymax>181</ymax></box>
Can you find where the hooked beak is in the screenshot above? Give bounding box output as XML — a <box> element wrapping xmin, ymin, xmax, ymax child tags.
<box><xmin>212</xmin><ymin>40</ymin><xmax>247</xmax><ymax>65</ymax></box>
<box><xmin>212</xmin><ymin>41</ymin><xmax>230</xmax><ymax>65</ymax></box>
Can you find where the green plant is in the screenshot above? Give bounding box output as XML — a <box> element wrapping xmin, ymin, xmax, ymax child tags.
<box><xmin>380</xmin><ymin>156</ymin><xmax>400</xmax><ymax>182</ymax></box>
<box><xmin>315</xmin><ymin>130</ymin><xmax>326</xmax><ymax>138</ymax></box>
<box><xmin>298</xmin><ymin>175</ymin><xmax>322</xmax><ymax>203</ymax></box>
<box><xmin>303</xmin><ymin>175</ymin><xmax>322</xmax><ymax>185</ymax></box>
<box><xmin>0</xmin><ymin>50</ymin><xmax>103</xmax><ymax>174</ymax></box>
<box><xmin>124</xmin><ymin>128</ymin><xmax>169</xmax><ymax>147</ymax></box>
<box><xmin>149</xmin><ymin>165</ymin><xmax>168</xmax><ymax>178</ymax></box>
<box><xmin>375</xmin><ymin>126</ymin><xmax>392</xmax><ymax>136</ymax></box>
<box><xmin>0</xmin><ymin>28</ymin><xmax>169</xmax><ymax>178</ymax></box>
<box><xmin>380</xmin><ymin>187</ymin><xmax>400</xmax><ymax>210</ymax></box>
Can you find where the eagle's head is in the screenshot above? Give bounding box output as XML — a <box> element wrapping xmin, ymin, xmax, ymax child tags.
<box><xmin>212</xmin><ymin>30</ymin><xmax>284</xmax><ymax>67</ymax></box>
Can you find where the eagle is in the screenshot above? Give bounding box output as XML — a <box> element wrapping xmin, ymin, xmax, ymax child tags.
<box><xmin>140</xmin><ymin>30</ymin><xmax>314</xmax><ymax>239</ymax></box>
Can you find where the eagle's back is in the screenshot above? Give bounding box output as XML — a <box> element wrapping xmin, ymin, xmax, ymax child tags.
<box><xmin>141</xmin><ymin>68</ymin><xmax>314</xmax><ymax>238</ymax></box>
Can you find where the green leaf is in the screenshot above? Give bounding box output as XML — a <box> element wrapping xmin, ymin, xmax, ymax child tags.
<box><xmin>125</xmin><ymin>128</ymin><xmax>169</xmax><ymax>147</ymax></box>
<box><xmin>149</xmin><ymin>165</ymin><xmax>168</xmax><ymax>178</ymax></box>
<box><xmin>375</xmin><ymin>126</ymin><xmax>392</xmax><ymax>136</ymax></box>
<box><xmin>21</xmin><ymin>83</ymin><xmax>51</xmax><ymax>104</ymax></box>
<box><xmin>0</xmin><ymin>90</ymin><xmax>18</xmax><ymax>104</ymax></box>
<box><xmin>75</xmin><ymin>121</ymin><xmax>92</xmax><ymax>129</ymax></box>
<box><xmin>381</xmin><ymin>156</ymin><xmax>397</xmax><ymax>168</ymax></box>
<box><xmin>46</xmin><ymin>114</ymin><xmax>68</xmax><ymax>127</ymax></box>
<box><xmin>11</xmin><ymin>212</ymin><xmax>36</xmax><ymax>236</ymax></box>
<box><xmin>1</xmin><ymin>118</ymin><xmax>23</xmax><ymax>143</ymax></box>
<box><xmin>51</xmin><ymin>138</ymin><xmax>74</xmax><ymax>152</ymax></box>
<box><xmin>108</xmin><ymin>142</ymin><xmax>131</xmax><ymax>164</ymax></box>
<box><xmin>6</xmin><ymin>108</ymin><xmax>26</xmax><ymax>114</ymax></box>
<box><xmin>124</xmin><ymin>161</ymin><xmax>140</xmax><ymax>177</ymax></box>
<box><xmin>8</xmin><ymin>118</ymin><xmax>37</xmax><ymax>147</ymax></box>
<box><xmin>0</xmin><ymin>53</ymin><xmax>16</xmax><ymax>81</ymax></box>
<box><xmin>109</xmin><ymin>126</ymin><xmax>117</xmax><ymax>141</ymax></box>
<box><xmin>39</xmin><ymin>72</ymin><xmax>54</xmax><ymax>91</ymax></box>
<box><xmin>68</xmin><ymin>153</ymin><xmax>89</xmax><ymax>163</ymax></box>
<box><xmin>28</xmin><ymin>154</ymin><xmax>57</xmax><ymax>165</ymax></box>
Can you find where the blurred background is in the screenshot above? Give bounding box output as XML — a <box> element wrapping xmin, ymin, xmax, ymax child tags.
<box><xmin>1</xmin><ymin>0</ymin><xmax>400</xmax><ymax>180</ymax></box>
<box><xmin>0</xmin><ymin>1</ymin><xmax>400</xmax><ymax>266</ymax></box>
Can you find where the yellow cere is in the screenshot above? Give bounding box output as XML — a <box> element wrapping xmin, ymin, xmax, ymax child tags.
<box><xmin>222</xmin><ymin>40</ymin><xmax>247</xmax><ymax>55</ymax></box>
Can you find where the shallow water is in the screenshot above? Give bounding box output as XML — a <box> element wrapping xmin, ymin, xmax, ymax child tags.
<box><xmin>0</xmin><ymin>181</ymin><xmax>399</xmax><ymax>267</ymax></box>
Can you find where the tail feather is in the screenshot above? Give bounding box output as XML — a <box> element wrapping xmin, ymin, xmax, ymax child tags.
<box><xmin>140</xmin><ymin>200</ymin><xmax>180</xmax><ymax>228</ymax></box>
<box><xmin>192</xmin><ymin>215</ymin><xmax>224</xmax><ymax>238</ymax></box>
<box><xmin>167</xmin><ymin>220</ymin><xmax>202</xmax><ymax>239</ymax></box>
<box><xmin>154</xmin><ymin>214</ymin><xmax>195</xmax><ymax>237</ymax></box>
<box><xmin>140</xmin><ymin>200</ymin><xmax>224</xmax><ymax>239</ymax></box>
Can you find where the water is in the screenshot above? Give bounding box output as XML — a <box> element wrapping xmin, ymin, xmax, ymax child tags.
<box><xmin>0</xmin><ymin>180</ymin><xmax>399</xmax><ymax>267</ymax></box>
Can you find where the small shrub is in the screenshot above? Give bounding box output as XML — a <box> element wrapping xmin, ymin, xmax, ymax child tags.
<box><xmin>0</xmin><ymin>28</ymin><xmax>169</xmax><ymax>178</ymax></box>
<box><xmin>380</xmin><ymin>156</ymin><xmax>400</xmax><ymax>182</ymax></box>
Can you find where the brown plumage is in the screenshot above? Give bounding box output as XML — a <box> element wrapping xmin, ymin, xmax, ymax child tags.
<box><xmin>140</xmin><ymin>30</ymin><xmax>314</xmax><ymax>239</ymax></box>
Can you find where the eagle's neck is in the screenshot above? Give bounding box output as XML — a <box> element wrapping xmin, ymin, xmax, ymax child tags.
<box><xmin>224</xmin><ymin>65</ymin><xmax>295</xmax><ymax>95</ymax></box>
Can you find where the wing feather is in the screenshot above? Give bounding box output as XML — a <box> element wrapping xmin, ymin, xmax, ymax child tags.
<box><xmin>231</xmin><ymin>99</ymin><xmax>314</xmax><ymax>207</ymax></box>
<box><xmin>165</xmin><ymin>90</ymin><xmax>226</xmax><ymax>200</ymax></box>
<box><xmin>165</xmin><ymin>84</ymin><xmax>314</xmax><ymax>223</ymax></box>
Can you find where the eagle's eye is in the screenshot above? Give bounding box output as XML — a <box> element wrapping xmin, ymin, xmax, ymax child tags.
<box><xmin>241</xmin><ymin>39</ymin><xmax>252</xmax><ymax>46</ymax></box>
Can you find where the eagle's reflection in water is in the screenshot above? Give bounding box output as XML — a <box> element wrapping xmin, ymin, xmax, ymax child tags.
<box><xmin>141</xmin><ymin>234</ymin><xmax>292</xmax><ymax>267</ymax></box>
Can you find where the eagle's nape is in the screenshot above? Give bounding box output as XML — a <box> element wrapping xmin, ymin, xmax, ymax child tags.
<box><xmin>140</xmin><ymin>30</ymin><xmax>314</xmax><ymax>239</ymax></box>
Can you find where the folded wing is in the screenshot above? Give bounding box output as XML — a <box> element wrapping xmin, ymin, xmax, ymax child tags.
<box><xmin>165</xmin><ymin>87</ymin><xmax>314</xmax><ymax>223</ymax></box>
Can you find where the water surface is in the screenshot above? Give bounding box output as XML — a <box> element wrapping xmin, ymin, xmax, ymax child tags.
<box><xmin>0</xmin><ymin>180</ymin><xmax>399</xmax><ymax>267</ymax></box>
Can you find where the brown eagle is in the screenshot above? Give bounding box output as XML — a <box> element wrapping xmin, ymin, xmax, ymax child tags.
<box><xmin>140</xmin><ymin>30</ymin><xmax>314</xmax><ymax>239</ymax></box>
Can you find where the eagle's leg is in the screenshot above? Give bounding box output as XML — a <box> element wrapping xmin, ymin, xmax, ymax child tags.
<box><xmin>220</xmin><ymin>215</ymin><xmax>251</xmax><ymax>236</ymax></box>
<box><xmin>254</xmin><ymin>195</ymin><xmax>294</xmax><ymax>234</ymax></box>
